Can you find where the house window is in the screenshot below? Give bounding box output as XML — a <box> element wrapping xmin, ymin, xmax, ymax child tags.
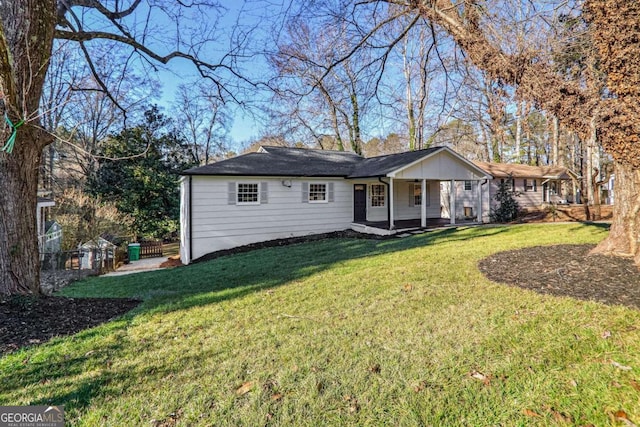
<box><xmin>501</xmin><ymin>178</ymin><xmax>515</xmax><ymax>192</ymax></box>
<box><xmin>413</xmin><ymin>184</ymin><xmax>422</xmax><ymax>206</ymax></box>
<box><xmin>524</xmin><ymin>179</ymin><xmax>537</xmax><ymax>192</ymax></box>
<box><xmin>410</xmin><ymin>182</ymin><xmax>430</xmax><ymax>207</ymax></box>
<box><xmin>237</xmin><ymin>183</ymin><xmax>259</xmax><ymax>204</ymax></box>
<box><xmin>464</xmin><ymin>180</ymin><xmax>472</xmax><ymax>191</ymax></box>
<box><xmin>309</xmin><ymin>183</ymin><xmax>327</xmax><ymax>202</ymax></box>
<box><xmin>371</xmin><ymin>184</ymin><xmax>385</xmax><ymax>207</ymax></box>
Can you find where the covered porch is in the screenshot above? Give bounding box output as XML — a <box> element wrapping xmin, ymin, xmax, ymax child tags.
<box><xmin>348</xmin><ymin>147</ymin><xmax>491</xmax><ymax>235</ymax></box>
<box><xmin>351</xmin><ymin>217</ymin><xmax>479</xmax><ymax>236</ymax></box>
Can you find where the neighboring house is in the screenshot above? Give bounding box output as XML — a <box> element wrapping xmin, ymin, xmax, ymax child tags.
<box><xmin>37</xmin><ymin>196</ymin><xmax>56</xmax><ymax>252</ymax></box>
<box><xmin>42</xmin><ymin>220</ymin><xmax>63</xmax><ymax>253</ymax></box>
<box><xmin>602</xmin><ymin>173</ymin><xmax>615</xmax><ymax>205</ymax></box>
<box><xmin>471</xmin><ymin>162</ymin><xmax>578</xmax><ymax>209</ymax></box>
<box><xmin>180</xmin><ymin>146</ymin><xmax>491</xmax><ymax>264</ymax></box>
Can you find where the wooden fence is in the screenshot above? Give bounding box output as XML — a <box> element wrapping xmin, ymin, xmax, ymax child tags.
<box><xmin>139</xmin><ymin>240</ymin><xmax>163</xmax><ymax>258</ymax></box>
<box><xmin>41</xmin><ymin>248</ymin><xmax>122</xmax><ymax>274</ymax></box>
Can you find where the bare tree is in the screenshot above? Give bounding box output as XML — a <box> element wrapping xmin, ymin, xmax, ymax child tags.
<box><xmin>42</xmin><ymin>42</ymin><xmax>155</xmax><ymax>193</ymax></box>
<box><xmin>0</xmin><ymin>1</ymin><xmax>249</xmax><ymax>296</ymax></box>
<box><xmin>282</xmin><ymin>0</ymin><xmax>638</xmax><ymax>263</ymax></box>
<box><xmin>399</xmin><ymin>0</ymin><xmax>640</xmax><ymax>264</ymax></box>
<box><xmin>269</xmin><ymin>19</ymin><xmax>378</xmax><ymax>154</ymax></box>
<box><xmin>173</xmin><ymin>80</ymin><xmax>231</xmax><ymax>165</ymax></box>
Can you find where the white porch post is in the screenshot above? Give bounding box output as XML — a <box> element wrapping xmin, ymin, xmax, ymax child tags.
<box><xmin>476</xmin><ymin>180</ymin><xmax>482</xmax><ymax>223</ymax></box>
<box><xmin>421</xmin><ymin>179</ymin><xmax>427</xmax><ymax>228</ymax></box>
<box><xmin>450</xmin><ymin>179</ymin><xmax>456</xmax><ymax>225</ymax></box>
<box><xmin>389</xmin><ymin>178</ymin><xmax>395</xmax><ymax>229</ymax></box>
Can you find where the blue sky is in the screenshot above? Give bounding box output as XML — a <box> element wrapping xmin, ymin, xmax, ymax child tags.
<box><xmin>143</xmin><ymin>1</ymin><xmax>279</xmax><ymax>148</ymax></box>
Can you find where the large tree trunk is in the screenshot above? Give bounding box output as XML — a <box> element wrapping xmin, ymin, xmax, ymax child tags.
<box><xmin>0</xmin><ymin>127</ymin><xmax>45</xmax><ymax>295</ymax></box>
<box><xmin>0</xmin><ymin>1</ymin><xmax>56</xmax><ymax>296</ymax></box>
<box><xmin>592</xmin><ymin>161</ymin><xmax>640</xmax><ymax>264</ymax></box>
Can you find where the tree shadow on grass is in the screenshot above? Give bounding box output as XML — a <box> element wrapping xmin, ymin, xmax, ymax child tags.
<box><xmin>1</xmin><ymin>225</ymin><xmax>514</xmax><ymax>413</ymax></box>
<box><xmin>81</xmin><ymin>225</ymin><xmax>510</xmax><ymax>315</ymax></box>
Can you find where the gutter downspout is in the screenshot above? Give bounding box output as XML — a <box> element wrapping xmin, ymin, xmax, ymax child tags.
<box><xmin>480</xmin><ymin>178</ymin><xmax>489</xmax><ymax>223</ymax></box>
<box><xmin>378</xmin><ymin>176</ymin><xmax>392</xmax><ymax>230</ymax></box>
<box><xmin>189</xmin><ymin>175</ymin><xmax>193</xmax><ymax>264</ymax></box>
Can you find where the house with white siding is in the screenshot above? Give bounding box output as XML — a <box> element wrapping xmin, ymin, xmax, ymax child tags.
<box><xmin>180</xmin><ymin>146</ymin><xmax>491</xmax><ymax>264</ymax></box>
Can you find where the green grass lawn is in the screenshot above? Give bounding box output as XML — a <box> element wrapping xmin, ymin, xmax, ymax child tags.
<box><xmin>2</xmin><ymin>223</ymin><xmax>639</xmax><ymax>426</ymax></box>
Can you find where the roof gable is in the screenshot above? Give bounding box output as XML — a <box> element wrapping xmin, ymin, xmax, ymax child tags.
<box><xmin>347</xmin><ymin>147</ymin><xmax>441</xmax><ymax>178</ymax></box>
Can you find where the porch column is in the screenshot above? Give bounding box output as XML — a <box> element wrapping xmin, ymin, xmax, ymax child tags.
<box><xmin>421</xmin><ymin>179</ymin><xmax>427</xmax><ymax>228</ymax></box>
<box><xmin>476</xmin><ymin>180</ymin><xmax>482</xmax><ymax>223</ymax></box>
<box><xmin>389</xmin><ymin>178</ymin><xmax>395</xmax><ymax>230</ymax></box>
<box><xmin>450</xmin><ymin>179</ymin><xmax>456</xmax><ymax>225</ymax></box>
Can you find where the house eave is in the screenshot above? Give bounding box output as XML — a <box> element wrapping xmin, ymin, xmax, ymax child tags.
<box><xmin>181</xmin><ymin>172</ymin><xmax>350</xmax><ymax>178</ymax></box>
<box><xmin>387</xmin><ymin>146</ymin><xmax>492</xmax><ymax>179</ymax></box>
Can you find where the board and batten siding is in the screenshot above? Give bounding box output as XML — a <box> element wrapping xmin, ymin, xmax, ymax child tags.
<box><xmin>182</xmin><ymin>176</ymin><xmax>353</xmax><ymax>262</ymax></box>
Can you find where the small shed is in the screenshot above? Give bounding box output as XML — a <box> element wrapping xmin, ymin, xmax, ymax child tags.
<box><xmin>79</xmin><ymin>237</ymin><xmax>117</xmax><ymax>270</ymax></box>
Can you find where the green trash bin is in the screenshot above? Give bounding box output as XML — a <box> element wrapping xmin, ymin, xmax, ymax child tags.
<box><xmin>128</xmin><ymin>243</ymin><xmax>141</xmax><ymax>261</ymax></box>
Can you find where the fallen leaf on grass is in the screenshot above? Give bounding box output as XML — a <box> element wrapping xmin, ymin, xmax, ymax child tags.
<box><xmin>631</xmin><ymin>380</ymin><xmax>640</xmax><ymax>392</ymax></box>
<box><xmin>235</xmin><ymin>381</ymin><xmax>254</xmax><ymax>396</ymax></box>
<box><xmin>413</xmin><ymin>381</ymin><xmax>427</xmax><ymax>393</ymax></box>
<box><xmin>611</xmin><ymin>360</ymin><xmax>633</xmax><ymax>371</ymax></box>
<box><xmin>543</xmin><ymin>406</ymin><xmax>572</xmax><ymax>423</ymax></box>
<box><xmin>402</xmin><ymin>284</ymin><xmax>413</xmax><ymax>292</ymax></box>
<box><xmin>602</xmin><ymin>330</ymin><xmax>612</xmax><ymax>339</ymax></box>
<box><xmin>368</xmin><ymin>363</ymin><xmax>381</xmax><ymax>374</ymax></box>
<box><xmin>271</xmin><ymin>393</ymin><xmax>283</xmax><ymax>402</ymax></box>
<box><xmin>523</xmin><ymin>409</ymin><xmax>541</xmax><ymax>417</ymax></box>
<box><xmin>469</xmin><ymin>370</ymin><xmax>491</xmax><ymax>385</ymax></box>
<box><xmin>613</xmin><ymin>410</ymin><xmax>638</xmax><ymax>427</ymax></box>
<box><xmin>343</xmin><ymin>395</ymin><xmax>360</xmax><ymax>414</ymax></box>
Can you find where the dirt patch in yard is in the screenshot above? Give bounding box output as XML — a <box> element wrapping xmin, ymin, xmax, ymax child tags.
<box><xmin>478</xmin><ymin>244</ymin><xmax>640</xmax><ymax>309</ymax></box>
<box><xmin>0</xmin><ymin>296</ymin><xmax>140</xmax><ymax>356</ymax></box>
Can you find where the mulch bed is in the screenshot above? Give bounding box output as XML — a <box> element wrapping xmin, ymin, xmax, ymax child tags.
<box><xmin>478</xmin><ymin>244</ymin><xmax>640</xmax><ymax>309</ymax></box>
<box><xmin>0</xmin><ymin>297</ymin><xmax>140</xmax><ymax>356</ymax></box>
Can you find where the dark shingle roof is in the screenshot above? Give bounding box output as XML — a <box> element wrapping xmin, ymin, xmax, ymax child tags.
<box><xmin>183</xmin><ymin>145</ymin><xmax>453</xmax><ymax>178</ymax></box>
<box><xmin>182</xmin><ymin>146</ymin><xmax>363</xmax><ymax>177</ymax></box>
<box><xmin>348</xmin><ymin>147</ymin><xmax>442</xmax><ymax>178</ymax></box>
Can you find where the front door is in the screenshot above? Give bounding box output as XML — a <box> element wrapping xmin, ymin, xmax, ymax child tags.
<box><xmin>353</xmin><ymin>184</ymin><xmax>367</xmax><ymax>222</ymax></box>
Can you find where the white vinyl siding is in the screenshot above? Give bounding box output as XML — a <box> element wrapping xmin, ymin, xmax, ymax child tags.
<box><xmin>188</xmin><ymin>177</ymin><xmax>352</xmax><ymax>260</ymax></box>
<box><xmin>453</xmin><ymin>180</ymin><xmax>479</xmax><ymax>219</ymax></box>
